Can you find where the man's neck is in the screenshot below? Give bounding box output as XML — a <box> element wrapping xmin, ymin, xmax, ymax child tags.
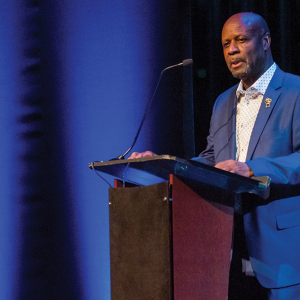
<box><xmin>242</xmin><ymin>60</ymin><xmax>274</xmax><ymax>90</ymax></box>
<box><xmin>242</xmin><ymin>79</ymin><xmax>257</xmax><ymax>90</ymax></box>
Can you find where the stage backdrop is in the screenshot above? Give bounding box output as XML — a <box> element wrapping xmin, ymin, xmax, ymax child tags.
<box><xmin>1</xmin><ymin>0</ymin><xmax>299</xmax><ymax>299</ymax></box>
<box><xmin>1</xmin><ymin>0</ymin><xmax>192</xmax><ymax>299</ymax></box>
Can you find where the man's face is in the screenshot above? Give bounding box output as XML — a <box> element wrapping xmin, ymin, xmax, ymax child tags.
<box><xmin>221</xmin><ymin>17</ymin><xmax>267</xmax><ymax>84</ymax></box>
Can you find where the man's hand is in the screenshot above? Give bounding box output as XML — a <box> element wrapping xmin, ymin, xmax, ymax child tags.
<box><xmin>128</xmin><ymin>151</ymin><xmax>157</xmax><ymax>159</ymax></box>
<box><xmin>215</xmin><ymin>159</ymin><xmax>254</xmax><ymax>177</ymax></box>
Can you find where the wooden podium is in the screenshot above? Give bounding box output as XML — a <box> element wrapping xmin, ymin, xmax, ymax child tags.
<box><xmin>89</xmin><ymin>156</ymin><xmax>269</xmax><ymax>300</ymax></box>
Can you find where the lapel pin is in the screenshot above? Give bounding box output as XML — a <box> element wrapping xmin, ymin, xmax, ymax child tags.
<box><xmin>265</xmin><ymin>98</ymin><xmax>272</xmax><ymax>108</ymax></box>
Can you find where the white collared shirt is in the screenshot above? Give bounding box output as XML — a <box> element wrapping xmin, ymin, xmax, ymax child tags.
<box><xmin>236</xmin><ymin>62</ymin><xmax>277</xmax><ymax>162</ymax></box>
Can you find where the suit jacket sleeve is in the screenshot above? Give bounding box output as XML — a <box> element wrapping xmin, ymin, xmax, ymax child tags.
<box><xmin>191</xmin><ymin>85</ymin><xmax>238</xmax><ymax>166</ymax></box>
<box><xmin>191</xmin><ymin>100</ymin><xmax>217</xmax><ymax>167</ymax></box>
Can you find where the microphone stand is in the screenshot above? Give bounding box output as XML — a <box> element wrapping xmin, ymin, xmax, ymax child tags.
<box><xmin>111</xmin><ymin>59</ymin><xmax>193</xmax><ymax>160</ymax></box>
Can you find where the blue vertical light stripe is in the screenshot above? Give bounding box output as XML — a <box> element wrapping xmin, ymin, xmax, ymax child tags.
<box><xmin>0</xmin><ymin>2</ymin><xmax>22</xmax><ymax>299</ymax></box>
<box><xmin>52</xmin><ymin>1</ymin><xmax>159</xmax><ymax>299</ymax></box>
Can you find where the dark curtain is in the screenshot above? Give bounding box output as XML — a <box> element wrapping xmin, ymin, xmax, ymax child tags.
<box><xmin>147</xmin><ymin>0</ymin><xmax>194</xmax><ymax>159</ymax></box>
<box><xmin>191</xmin><ymin>0</ymin><xmax>300</xmax><ymax>155</ymax></box>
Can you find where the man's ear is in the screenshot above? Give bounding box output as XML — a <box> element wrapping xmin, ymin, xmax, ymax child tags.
<box><xmin>263</xmin><ymin>32</ymin><xmax>271</xmax><ymax>50</ymax></box>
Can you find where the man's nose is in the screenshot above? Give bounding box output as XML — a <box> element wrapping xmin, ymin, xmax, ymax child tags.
<box><xmin>228</xmin><ymin>43</ymin><xmax>239</xmax><ymax>55</ymax></box>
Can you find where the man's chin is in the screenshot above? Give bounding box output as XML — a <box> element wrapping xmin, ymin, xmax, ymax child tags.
<box><xmin>232</xmin><ymin>73</ymin><xmax>244</xmax><ymax>80</ymax></box>
<box><xmin>230</xmin><ymin>64</ymin><xmax>250</xmax><ymax>80</ymax></box>
<box><xmin>231</xmin><ymin>70</ymin><xmax>248</xmax><ymax>80</ymax></box>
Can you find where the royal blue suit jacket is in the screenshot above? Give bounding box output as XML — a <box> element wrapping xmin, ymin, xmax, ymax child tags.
<box><xmin>193</xmin><ymin>67</ymin><xmax>300</xmax><ymax>288</ymax></box>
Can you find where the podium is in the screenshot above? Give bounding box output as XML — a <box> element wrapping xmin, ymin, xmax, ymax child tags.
<box><xmin>89</xmin><ymin>156</ymin><xmax>270</xmax><ymax>300</ymax></box>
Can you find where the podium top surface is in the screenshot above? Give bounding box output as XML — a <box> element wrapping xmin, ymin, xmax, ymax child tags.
<box><xmin>89</xmin><ymin>155</ymin><xmax>270</xmax><ymax>195</ymax></box>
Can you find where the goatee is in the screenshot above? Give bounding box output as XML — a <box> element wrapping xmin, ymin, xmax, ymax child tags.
<box><xmin>232</xmin><ymin>64</ymin><xmax>250</xmax><ymax>80</ymax></box>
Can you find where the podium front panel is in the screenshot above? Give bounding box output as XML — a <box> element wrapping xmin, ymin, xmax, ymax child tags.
<box><xmin>109</xmin><ymin>182</ymin><xmax>172</xmax><ymax>300</ymax></box>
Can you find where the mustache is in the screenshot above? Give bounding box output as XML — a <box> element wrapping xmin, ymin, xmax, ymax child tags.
<box><xmin>230</xmin><ymin>58</ymin><xmax>245</xmax><ymax>64</ymax></box>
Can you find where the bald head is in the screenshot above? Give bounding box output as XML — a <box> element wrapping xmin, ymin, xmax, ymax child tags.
<box><xmin>224</xmin><ymin>12</ymin><xmax>270</xmax><ymax>37</ymax></box>
<box><xmin>222</xmin><ymin>13</ymin><xmax>273</xmax><ymax>89</ymax></box>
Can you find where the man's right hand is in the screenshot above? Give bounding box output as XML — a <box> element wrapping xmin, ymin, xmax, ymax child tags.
<box><xmin>128</xmin><ymin>151</ymin><xmax>157</xmax><ymax>159</ymax></box>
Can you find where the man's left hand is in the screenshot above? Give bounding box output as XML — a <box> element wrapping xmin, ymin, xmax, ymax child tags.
<box><xmin>215</xmin><ymin>159</ymin><xmax>254</xmax><ymax>177</ymax></box>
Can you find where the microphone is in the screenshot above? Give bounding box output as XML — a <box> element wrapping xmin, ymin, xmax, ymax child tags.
<box><xmin>112</xmin><ymin>58</ymin><xmax>193</xmax><ymax>160</ymax></box>
<box><xmin>162</xmin><ymin>58</ymin><xmax>193</xmax><ymax>73</ymax></box>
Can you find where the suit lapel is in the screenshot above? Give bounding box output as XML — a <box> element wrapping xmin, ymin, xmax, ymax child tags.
<box><xmin>246</xmin><ymin>67</ymin><xmax>285</xmax><ymax>161</ymax></box>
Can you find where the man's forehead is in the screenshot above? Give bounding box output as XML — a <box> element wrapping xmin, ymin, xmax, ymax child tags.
<box><xmin>222</xmin><ymin>19</ymin><xmax>258</xmax><ymax>39</ymax></box>
<box><xmin>223</xmin><ymin>13</ymin><xmax>265</xmax><ymax>35</ymax></box>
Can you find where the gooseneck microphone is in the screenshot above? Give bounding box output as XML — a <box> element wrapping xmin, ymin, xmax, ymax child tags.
<box><xmin>112</xmin><ymin>58</ymin><xmax>193</xmax><ymax>160</ymax></box>
<box><xmin>162</xmin><ymin>58</ymin><xmax>193</xmax><ymax>72</ymax></box>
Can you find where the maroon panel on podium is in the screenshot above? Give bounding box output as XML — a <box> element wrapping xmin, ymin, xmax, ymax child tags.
<box><xmin>171</xmin><ymin>175</ymin><xmax>234</xmax><ymax>300</ymax></box>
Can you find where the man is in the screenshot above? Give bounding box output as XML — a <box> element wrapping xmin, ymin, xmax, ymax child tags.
<box><xmin>129</xmin><ymin>13</ymin><xmax>300</xmax><ymax>299</ymax></box>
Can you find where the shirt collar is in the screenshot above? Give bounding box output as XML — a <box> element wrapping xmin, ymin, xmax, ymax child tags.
<box><xmin>236</xmin><ymin>62</ymin><xmax>277</xmax><ymax>98</ymax></box>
